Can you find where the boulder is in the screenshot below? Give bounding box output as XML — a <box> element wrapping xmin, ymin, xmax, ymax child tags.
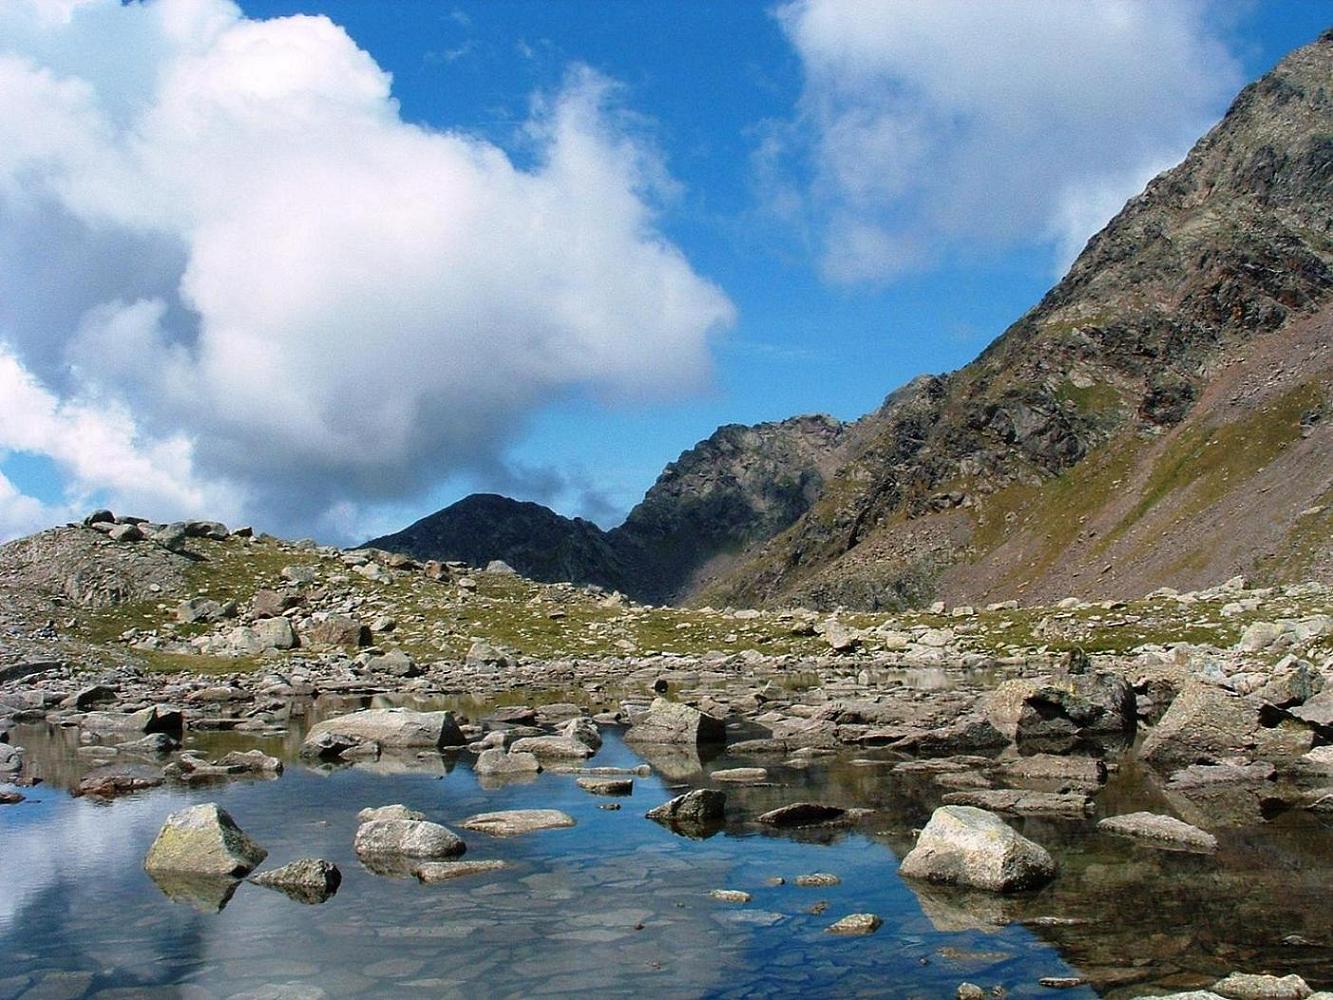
<box><xmin>375</xmin><ymin>649</ymin><xmax>419</xmax><ymax>678</ymax></box>
<box><xmin>74</xmin><ymin>763</ymin><xmax>164</xmax><ymax>798</ymax></box>
<box><xmin>898</xmin><ymin>805</ymin><xmax>1056</xmax><ymax>892</ymax></box>
<box><xmin>576</xmin><ymin>776</ymin><xmax>632</xmax><ymax>796</ymax></box>
<box><xmin>301</xmin><ymin>709</ymin><xmax>464</xmax><ymax>757</ymax></box>
<box><xmin>986</xmin><ymin>674</ymin><xmax>1135</xmax><ymax>750</ymax></box>
<box><xmin>508</xmin><ymin>735</ymin><xmax>594</xmax><ymax>759</ymax></box>
<box><xmin>625</xmin><ymin>698</ymin><xmax>726</xmax><ymax>746</ymax></box>
<box><xmin>254</xmin><ymin>616</ymin><xmax>297</xmax><ymax>650</ymax></box>
<box><xmin>1141</xmin><ymin>680</ymin><xmax>1314</xmax><ymax>768</ymax></box>
<box><xmin>561</xmin><ymin>716</ymin><xmax>602</xmax><ymax>751</ymax></box>
<box><xmin>646</xmin><ymin>789</ymin><xmax>726</xmax><ymax>828</ymax></box>
<box><xmin>459</xmin><ymin>809</ymin><xmax>576</xmax><ymax>836</ymax></box>
<box><xmin>354</xmin><ymin>818</ymin><xmax>466</xmax><ymax>859</ymax></box>
<box><xmin>1097</xmin><ymin>811</ymin><xmax>1217</xmax><ymax>853</ymax></box>
<box><xmin>1212</xmin><ymin>973</ymin><xmax>1313</xmax><ymax>1000</ymax></box>
<box><xmin>81</xmin><ymin>705</ymin><xmax>183</xmax><ymax>739</ymax></box>
<box><xmin>357</xmin><ymin>804</ymin><xmax>425</xmax><ymax>824</ymax></box>
<box><xmin>757</xmin><ymin>802</ymin><xmax>848</xmax><ymax>828</ymax></box>
<box><xmin>0</xmin><ymin>742</ymin><xmax>23</xmax><ymax>778</ymax></box>
<box><xmin>143</xmin><ymin>803</ymin><xmax>268</xmax><ymax>877</ymax></box>
<box><xmin>248</xmin><ymin>858</ymin><xmax>341</xmax><ymax>904</ymax></box>
<box><xmin>466</xmin><ymin>640</ymin><xmax>509</xmax><ymax>669</ymax></box>
<box><xmin>473</xmin><ymin>748</ymin><xmax>542</xmax><ymax>775</ymax></box>
<box><xmin>305</xmin><ymin>615</ymin><xmax>370</xmax><ymax>649</ymax></box>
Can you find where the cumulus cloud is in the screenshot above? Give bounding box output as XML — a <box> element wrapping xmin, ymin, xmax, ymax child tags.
<box><xmin>769</xmin><ymin>0</ymin><xmax>1244</xmax><ymax>282</ymax></box>
<box><xmin>0</xmin><ymin>0</ymin><xmax>734</xmax><ymax>540</ymax></box>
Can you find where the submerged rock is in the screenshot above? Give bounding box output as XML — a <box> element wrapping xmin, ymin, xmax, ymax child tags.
<box><xmin>249</xmin><ymin>858</ymin><xmax>342</xmax><ymax>904</ymax></box>
<box><xmin>143</xmin><ymin>802</ymin><xmax>268</xmax><ymax>878</ymax></box>
<box><xmin>414</xmin><ymin>859</ymin><xmax>508</xmax><ymax>883</ymax></box>
<box><xmin>74</xmin><ymin>763</ymin><xmax>164</xmax><ymax>798</ymax></box>
<box><xmin>1097</xmin><ymin>812</ymin><xmax>1218</xmax><ymax>853</ymax></box>
<box><xmin>710</xmin><ymin>767</ymin><xmax>769</xmax><ymax>783</ymax></box>
<box><xmin>507</xmin><ymin>735</ymin><xmax>593</xmax><ymax>759</ymax></box>
<box><xmin>459</xmin><ymin>809</ymin><xmax>576</xmax><ymax>837</ymax></box>
<box><xmin>356</xmin><ymin>803</ymin><xmax>425</xmax><ymax>824</ymax></box>
<box><xmin>898</xmin><ymin>805</ymin><xmax>1055</xmax><ymax>893</ymax></box>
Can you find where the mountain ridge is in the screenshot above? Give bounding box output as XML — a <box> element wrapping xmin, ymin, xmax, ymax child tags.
<box><xmin>370</xmin><ymin>31</ymin><xmax>1333</xmax><ymax>610</ymax></box>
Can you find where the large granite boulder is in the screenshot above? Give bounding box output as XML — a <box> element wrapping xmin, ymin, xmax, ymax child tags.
<box><xmin>626</xmin><ymin>698</ymin><xmax>726</xmax><ymax>746</ymax></box>
<box><xmin>300</xmin><ymin>709</ymin><xmax>465</xmax><ymax>758</ymax></box>
<box><xmin>986</xmin><ymin>673</ymin><xmax>1135</xmax><ymax>751</ymax></box>
<box><xmin>898</xmin><ymin>805</ymin><xmax>1055</xmax><ymax>893</ymax></box>
<box><xmin>354</xmin><ymin>818</ymin><xmax>466</xmax><ymax>859</ymax></box>
<box><xmin>1141</xmin><ymin>680</ymin><xmax>1314</xmax><ymax>769</ymax></box>
<box><xmin>143</xmin><ymin>803</ymin><xmax>267</xmax><ymax>877</ymax></box>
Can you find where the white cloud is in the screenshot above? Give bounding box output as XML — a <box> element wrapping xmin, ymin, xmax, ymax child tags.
<box><xmin>770</xmin><ymin>0</ymin><xmax>1244</xmax><ymax>282</ymax></box>
<box><xmin>0</xmin><ymin>0</ymin><xmax>734</xmax><ymax>541</ymax></box>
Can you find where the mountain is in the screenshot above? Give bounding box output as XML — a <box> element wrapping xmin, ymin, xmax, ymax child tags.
<box><xmin>365</xmin><ymin>413</ymin><xmax>850</xmax><ymax>603</ymax></box>
<box><xmin>371</xmin><ymin>32</ymin><xmax>1333</xmax><ymax>610</ymax></box>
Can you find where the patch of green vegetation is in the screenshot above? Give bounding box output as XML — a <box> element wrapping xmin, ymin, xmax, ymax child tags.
<box><xmin>1053</xmin><ymin>378</ymin><xmax>1124</xmax><ymax>416</ymax></box>
<box><xmin>1254</xmin><ymin>487</ymin><xmax>1333</xmax><ymax>586</ymax></box>
<box><xmin>1108</xmin><ymin>380</ymin><xmax>1324</xmax><ymax>545</ymax></box>
<box><xmin>969</xmin><ymin>435</ymin><xmax>1143</xmax><ymax>587</ymax></box>
<box><xmin>137</xmin><ymin>651</ymin><xmax>264</xmax><ymax>675</ymax></box>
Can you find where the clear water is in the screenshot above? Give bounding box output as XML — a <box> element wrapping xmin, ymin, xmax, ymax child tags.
<box><xmin>1</xmin><ymin>697</ymin><xmax>1330</xmax><ymax>1000</ymax></box>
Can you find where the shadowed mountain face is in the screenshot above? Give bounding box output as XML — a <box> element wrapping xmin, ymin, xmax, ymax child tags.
<box><xmin>370</xmin><ymin>33</ymin><xmax>1333</xmax><ymax>610</ymax></box>
<box><xmin>366</xmin><ymin>415</ymin><xmax>849</xmax><ymax>603</ymax></box>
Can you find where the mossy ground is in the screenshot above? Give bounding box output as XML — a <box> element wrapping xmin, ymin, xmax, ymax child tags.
<box><xmin>63</xmin><ymin>529</ymin><xmax>1330</xmax><ymax>677</ymax></box>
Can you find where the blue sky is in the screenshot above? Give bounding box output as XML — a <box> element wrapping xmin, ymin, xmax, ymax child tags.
<box><xmin>0</xmin><ymin>1</ymin><xmax>1327</xmax><ymax>541</ymax></box>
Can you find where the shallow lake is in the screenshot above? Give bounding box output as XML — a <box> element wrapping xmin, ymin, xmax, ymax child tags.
<box><xmin>2</xmin><ymin>696</ymin><xmax>1330</xmax><ymax>999</ymax></box>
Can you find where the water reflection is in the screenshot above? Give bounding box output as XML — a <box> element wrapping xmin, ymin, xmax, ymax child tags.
<box><xmin>0</xmin><ymin>694</ymin><xmax>1329</xmax><ymax>999</ymax></box>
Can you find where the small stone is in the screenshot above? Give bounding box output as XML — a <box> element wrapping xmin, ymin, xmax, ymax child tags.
<box><xmin>827</xmin><ymin>913</ymin><xmax>882</xmax><ymax>935</ymax></box>
<box><xmin>249</xmin><ymin>858</ymin><xmax>342</xmax><ymax>904</ymax></box>
<box><xmin>709</xmin><ymin>889</ymin><xmax>751</xmax><ymax>903</ymax></box>
<box><xmin>795</xmin><ymin>873</ymin><xmax>841</xmax><ymax>887</ymax></box>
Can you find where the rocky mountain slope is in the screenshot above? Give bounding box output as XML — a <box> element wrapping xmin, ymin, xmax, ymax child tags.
<box><xmin>374</xmin><ymin>32</ymin><xmax>1333</xmax><ymax>611</ymax></box>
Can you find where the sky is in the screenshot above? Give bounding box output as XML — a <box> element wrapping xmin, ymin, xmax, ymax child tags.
<box><xmin>0</xmin><ymin>0</ymin><xmax>1327</xmax><ymax>544</ymax></box>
